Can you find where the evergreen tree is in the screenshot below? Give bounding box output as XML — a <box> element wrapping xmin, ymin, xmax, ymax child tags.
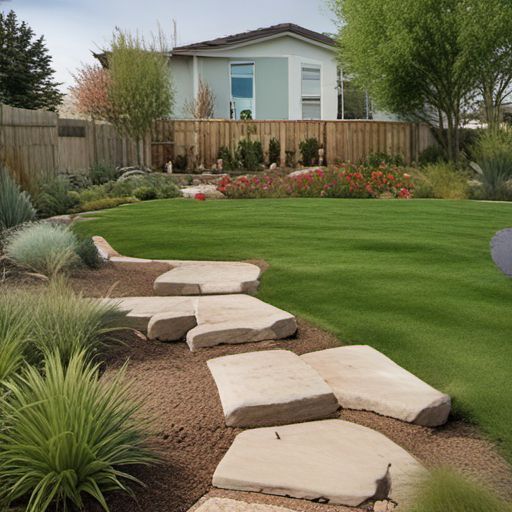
<box><xmin>0</xmin><ymin>10</ymin><xmax>63</xmax><ymax>110</ymax></box>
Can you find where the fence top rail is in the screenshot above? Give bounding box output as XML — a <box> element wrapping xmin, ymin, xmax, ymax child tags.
<box><xmin>164</xmin><ymin>118</ymin><xmax>425</xmax><ymax>126</ymax></box>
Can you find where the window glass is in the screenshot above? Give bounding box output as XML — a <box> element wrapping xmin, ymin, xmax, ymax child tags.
<box><xmin>302</xmin><ymin>98</ymin><xmax>321</xmax><ymax>120</ymax></box>
<box><xmin>231</xmin><ymin>77</ymin><xmax>253</xmax><ymax>99</ymax></box>
<box><xmin>231</xmin><ymin>63</ymin><xmax>254</xmax><ymax>77</ymax></box>
<box><xmin>301</xmin><ymin>66</ymin><xmax>321</xmax><ymax>97</ymax></box>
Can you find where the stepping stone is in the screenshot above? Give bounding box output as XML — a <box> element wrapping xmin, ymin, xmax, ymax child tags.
<box><xmin>301</xmin><ymin>346</ymin><xmax>450</xmax><ymax>427</ymax></box>
<box><xmin>154</xmin><ymin>262</ymin><xmax>261</xmax><ymax>296</ymax></box>
<box><xmin>207</xmin><ymin>350</ymin><xmax>339</xmax><ymax>427</ymax></box>
<box><xmin>190</xmin><ymin>498</ymin><xmax>295</xmax><ymax>512</ymax></box>
<box><xmin>102</xmin><ymin>295</ymin><xmax>296</xmax><ymax>349</ymax></box>
<box><xmin>187</xmin><ymin>295</ymin><xmax>297</xmax><ymax>351</ymax></box>
<box><xmin>491</xmin><ymin>228</ymin><xmax>512</xmax><ymax>277</ymax></box>
<box><xmin>213</xmin><ymin>419</ymin><xmax>426</xmax><ymax>507</ymax></box>
<box><xmin>104</xmin><ymin>296</ymin><xmax>197</xmax><ymax>340</ymax></box>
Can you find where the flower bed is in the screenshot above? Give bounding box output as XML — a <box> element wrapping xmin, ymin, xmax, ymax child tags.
<box><xmin>217</xmin><ymin>164</ymin><xmax>414</xmax><ymax>199</ymax></box>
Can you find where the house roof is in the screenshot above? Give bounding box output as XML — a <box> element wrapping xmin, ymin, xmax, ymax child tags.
<box><xmin>171</xmin><ymin>23</ymin><xmax>336</xmax><ymax>55</ymax></box>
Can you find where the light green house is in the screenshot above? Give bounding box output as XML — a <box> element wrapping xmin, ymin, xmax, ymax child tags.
<box><xmin>170</xmin><ymin>24</ymin><xmax>339</xmax><ymax>121</ymax></box>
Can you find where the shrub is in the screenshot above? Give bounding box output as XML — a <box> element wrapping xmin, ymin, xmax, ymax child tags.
<box><xmin>89</xmin><ymin>162</ymin><xmax>118</xmax><ymax>185</ymax></box>
<box><xmin>363</xmin><ymin>152</ymin><xmax>404</xmax><ymax>167</ymax></box>
<box><xmin>133</xmin><ymin>186</ymin><xmax>158</xmax><ymax>201</ymax></box>
<box><xmin>0</xmin><ymin>281</ymin><xmax>126</xmax><ymax>367</ymax></box>
<box><xmin>236</xmin><ymin>138</ymin><xmax>264</xmax><ymax>171</ymax></box>
<box><xmin>419</xmin><ymin>144</ymin><xmax>447</xmax><ymax>166</ymax></box>
<box><xmin>414</xmin><ymin>164</ymin><xmax>469</xmax><ymax>199</ymax></box>
<box><xmin>299</xmin><ymin>138</ymin><xmax>320</xmax><ymax>166</ymax></box>
<box><xmin>0</xmin><ymin>351</ymin><xmax>155</xmax><ymax>512</ymax></box>
<box><xmin>0</xmin><ymin>165</ymin><xmax>36</xmax><ymax>231</ymax></box>
<box><xmin>174</xmin><ymin>153</ymin><xmax>188</xmax><ymax>171</ymax></box>
<box><xmin>77</xmin><ymin>196</ymin><xmax>138</xmax><ymax>213</ymax></box>
<box><xmin>5</xmin><ymin>223</ymin><xmax>79</xmax><ymax>277</ymax></box>
<box><xmin>0</xmin><ymin>294</ymin><xmax>31</xmax><ymax>385</ymax></box>
<box><xmin>268</xmin><ymin>137</ymin><xmax>281</xmax><ymax>165</ymax></box>
<box><xmin>409</xmin><ymin>468</ymin><xmax>511</xmax><ymax>512</ymax></box>
<box><xmin>33</xmin><ymin>176</ymin><xmax>80</xmax><ymax>218</ymax></box>
<box><xmin>472</xmin><ymin>130</ymin><xmax>512</xmax><ymax>200</ymax></box>
<box><xmin>218</xmin><ymin>146</ymin><xmax>236</xmax><ymax>171</ymax></box>
<box><xmin>76</xmin><ymin>236</ymin><xmax>102</xmax><ymax>269</ymax></box>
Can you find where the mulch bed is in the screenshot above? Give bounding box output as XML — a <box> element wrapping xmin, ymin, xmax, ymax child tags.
<box><xmin>4</xmin><ymin>261</ymin><xmax>512</xmax><ymax>511</ymax></box>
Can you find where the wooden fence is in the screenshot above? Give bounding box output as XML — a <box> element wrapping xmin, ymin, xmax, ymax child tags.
<box><xmin>0</xmin><ymin>104</ymin><xmax>141</xmax><ymax>186</ymax></box>
<box><xmin>151</xmin><ymin>119</ymin><xmax>436</xmax><ymax>170</ymax></box>
<box><xmin>1</xmin><ymin>104</ymin><xmax>437</xmax><ymax>183</ymax></box>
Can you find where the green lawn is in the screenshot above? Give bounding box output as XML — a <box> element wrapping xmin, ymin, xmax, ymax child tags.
<box><xmin>77</xmin><ymin>198</ymin><xmax>512</xmax><ymax>461</ymax></box>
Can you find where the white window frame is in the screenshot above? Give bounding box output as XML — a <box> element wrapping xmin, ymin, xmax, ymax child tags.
<box><xmin>229</xmin><ymin>61</ymin><xmax>256</xmax><ymax>120</ymax></box>
<box><xmin>301</xmin><ymin>63</ymin><xmax>322</xmax><ymax>120</ymax></box>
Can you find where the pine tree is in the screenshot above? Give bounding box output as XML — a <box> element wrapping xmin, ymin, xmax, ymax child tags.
<box><xmin>0</xmin><ymin>10</ymin><xmax>63</xmax><ymax>110</ymax></box>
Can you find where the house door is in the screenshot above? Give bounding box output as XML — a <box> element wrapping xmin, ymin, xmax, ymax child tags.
<box><xmin>230</xmin><ymin>63</ymin><xmax>255</xmax><ymax>119</ymax></box>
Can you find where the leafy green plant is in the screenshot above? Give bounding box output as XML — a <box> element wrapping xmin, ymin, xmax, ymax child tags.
<box><xmin>76</xmin><ymin>236</ymin><xmax>102</xmax><ymax>269</ymax></box>
<box><xmin>364</xmin><ymin>152</ymin><xmax>404</xmax><ymax>167</ymax></box>
<box><xmin>0</xmin><ymin>165</ymin><xmax>36</xmax><ymax>231</ymax></box>
<box><xmin>409</xmin><ymin>468</ymin><xmax>512</xmax><ymax>512</ymax></box>
<box><xmin>419</xmin><ymin>144</ymin><xmax>447</xmax><ymax>166</ymax></box>
<box><xmin>472</xmin><ymin>130</ymin><xmax>512</xmax><ymax>200</ymax></box>
<box><xmin>89</xmin><ymin>162</ymin><xmax>118</xmax><ymax>185</ymax></box>
<box><xmin>5</xmin><ymin>223</ymin><xmax>79</xmax><ymax>277</ymax></box>
<box><xmin>0</xmin><ymin>350</ymin><xmax>155</xmax><ymax>512</ymax></box>
<box><xmin>413</xmin><ymin>164</ymin><xmax>469</xmax><ymax>199</ymax></box>
<box><xmin>77</xmin><ymin>196</ymin><xmax>138</xmax><ymax>213</ymax></box>
<box><xmin>33</xmin><ymin>176</ymin><xmax>79</xmax><ymax>218</ymax></box>
<box><xmin>0</xmin><ymin>294</ymin><xmax>32</xmax><ymax>385</ymax></box>
<box><xmin>299</xmin><ymin>138</ymin><xmax>320</xmax><ymax>166</ymax></box>
<box><xmin>268</xmin><ymin>137</ymin><xmax>281</xmax><ymax>166</ymax></box>
<box><xmin>218</xmin><ymin>146</ymin><xmax>236</xmax><ymax>171</ymax></box>
<box><xmin>240</xmin><ymin>109</ymin><xmax>253</xmax><ymax>120</ymax></box>
<box><xmin>236</xmin><ymin>138</ymin><xmax>264</xmax><ymax>171</ymax></box>
<box><xmin>133</xmin><ymin>186</ymin><xmax>158</xmax><ymax>201</ymax></box>
<box><xmin>0</xmin><ymin>281</ymin><xmax>125</xmax><ymax>367</ymax></box>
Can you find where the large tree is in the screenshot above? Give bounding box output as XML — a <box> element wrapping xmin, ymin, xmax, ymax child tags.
<box><xmin>0</xmin><ymin>10</ymin><xmax>62</xmax><ymax>110</ymax></box>
<box><xmin>334</xmin><ymin>0</ymin><xmax>481</xmax><ymax>160</ymax></box>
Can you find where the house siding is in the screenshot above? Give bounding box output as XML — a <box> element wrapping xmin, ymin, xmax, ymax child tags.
<box><xmin>169</xmin><ymin>34</ymin><xmax>337</xmax><ymax>120</ymax></box>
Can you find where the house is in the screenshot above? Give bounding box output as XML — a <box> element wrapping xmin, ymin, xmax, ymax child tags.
<box><xmin>170</xmin><ymin>24</ymin><xmax>339</xmax><ymax>121</ymax></box>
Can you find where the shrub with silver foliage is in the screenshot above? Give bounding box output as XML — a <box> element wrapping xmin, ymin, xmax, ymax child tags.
<box><xmin>0</xmin><ymin>165</ymin><xmax>36</xmax><ymax>231</ymax></box>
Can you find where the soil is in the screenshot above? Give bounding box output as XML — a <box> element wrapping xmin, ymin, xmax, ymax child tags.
<box><xmin>5</xmin><ymin>261</ymin><xmax>512</xmax><ymax>512</ymax></box>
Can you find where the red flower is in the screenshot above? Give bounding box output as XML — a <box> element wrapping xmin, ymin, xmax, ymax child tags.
<box><xmin>195</xmin><ymin>193</ymin><xmax>206</xmax><ymax>201</ymax></box>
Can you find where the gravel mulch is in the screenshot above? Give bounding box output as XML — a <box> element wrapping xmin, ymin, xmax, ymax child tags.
<box><xmin>5</xmin><ymin>261</ymin><xmax>512</xmax><ymax>511</ymax></box>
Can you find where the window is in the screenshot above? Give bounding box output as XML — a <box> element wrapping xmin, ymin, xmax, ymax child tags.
<box><xmin>301</xmin><ymin>65</ymin><xmax>321</xmax><ymax>120</ymax></box>
<box><xmin>230</xmin><ymin>63</ymin><xmax>255</xmax><ymax>119</ymax></box>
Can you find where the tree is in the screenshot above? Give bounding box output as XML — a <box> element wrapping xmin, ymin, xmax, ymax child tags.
<box><xmin>0</xmin><ymin>10</ymin><xmax>62</xmax><ymax>110</ymax></box>
<box><xmin>69</xmin><ymin>63</ymin><xmax>115</xmax><ymax>121</ymax></box>
<box><xmin>108</xmin><ymin>30</ymin><xmax>174</xmax><ymax>164</ymax></box>
<box><xmin>460</xmin><ymin>0</ymin><xmax>512</xmax><ymax>131</ymax></box>
<box><xmin>184</xmin><ymin>79</ymin><xmax>215</xmax><ymax>119</ymax></box>
<box><xmin>334</xmin><ymin>0</ymin><xmax>479</xmax><ymax>161</ymax></box>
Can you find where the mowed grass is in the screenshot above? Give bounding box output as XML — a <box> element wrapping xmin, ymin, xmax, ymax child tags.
<box><xmin>77</xmin><ymin>198</ymin><xmax>512</xmax><ymax>460</ymax></box>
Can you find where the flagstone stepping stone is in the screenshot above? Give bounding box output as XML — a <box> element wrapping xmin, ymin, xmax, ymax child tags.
<box><xmin>190</xmin><ymin>498</ymin><xmax>295</xmax><ymax>512</ymax></box>
<box><xmin>213</xmin><ymin>420</ymin><xmax>426</xmax><ymax>507</ymax></box>
<box><xmin>104</xmin><ymin>296</ymin><xmax>197</xmax><ymax>340</ymax></box>
<box><xmin>154</xmin><ymin>262</ymin><xmax>261</xmax><ymax>296</ymax></box>
<box><xmin>187</xmin><ymin>295</ymin><xmax>297</xmax><ymax>351</ymax></box>
<box><xmin>301</xmin><ymin>346</ymin><xmax>450</xmax><ymax>427</ymax></box>
<box><xmin>491</xmin><ymin>228</ymin><xmax>512</xmax><ymax>277</ymax></box>
<box><xmin>207</xmin><ymin>350</ymin><xmax>338</xmax><ymax>427</ymax></box>
<box><xmin>102</xmin><ymin>295</ymin><xmax>296</xmax><ymax>348</ymax></box>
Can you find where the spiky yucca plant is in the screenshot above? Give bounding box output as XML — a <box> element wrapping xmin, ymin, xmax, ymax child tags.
<box><xmin>0</xmin><ymin>165</ymin><xmax>36</xmax><ymax>231</ymax></box>
<box><xmin>0</xmin><ymin>351</ymin><xmax>156</xmax><ymax>512</ymax></box>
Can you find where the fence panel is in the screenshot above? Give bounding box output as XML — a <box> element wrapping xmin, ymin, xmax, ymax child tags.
<box><xmin>151</xmin><ymin>119</ymin><xmax>436</xmax><ymax>170</ymax></box>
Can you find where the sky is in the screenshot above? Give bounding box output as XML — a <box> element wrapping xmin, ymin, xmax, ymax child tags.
<box><xmin>4</xmin><ymin>0</ymin><xmax>338</xmax><ymax>92</ymax></box>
